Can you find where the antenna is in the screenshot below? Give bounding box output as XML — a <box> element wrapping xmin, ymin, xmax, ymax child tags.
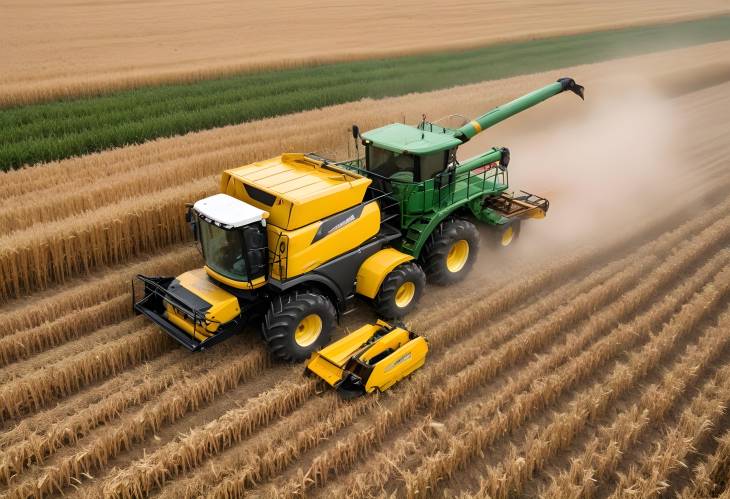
<box><xmin>351</xmin><ymin>124</ymin><xmax>361</xmax><ymax>161</ymax></box>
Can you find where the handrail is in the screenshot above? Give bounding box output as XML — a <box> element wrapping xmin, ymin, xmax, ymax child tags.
<box><xmin>135</xmin><ymin>275</ymin><xmax>218</xmax><ymax>341</ymax></box>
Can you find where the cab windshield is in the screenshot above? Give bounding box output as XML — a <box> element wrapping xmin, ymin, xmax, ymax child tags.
<box><xmin>198</xmin><ymin>221</ymin><xmax>248</xmax><ymax>281</ymax></box>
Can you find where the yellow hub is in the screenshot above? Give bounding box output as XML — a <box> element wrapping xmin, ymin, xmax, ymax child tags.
<box><xmin>295</xmin><ymin>314</ymin><xmax>322</xmax><ymax>347</ymax></box>
<box><xmin>395</xmin><ymin>282</ymin><xmax>416</xmax><ymax>308</ymax></box>
<box><xmin>501</xmin><ymin>226</ymin><xmax>514</xmax><ymax>246</ymax></box>
<box><xmin>446</xmin><ymin>240</ymin><xmax>469</xmax><ymax>273</ymax></box>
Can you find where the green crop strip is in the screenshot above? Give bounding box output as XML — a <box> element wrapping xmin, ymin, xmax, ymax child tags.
<box><xmin>2</xmin><ymin>15</ymin><xmax>730</xmax><ymax>170</ymax></box>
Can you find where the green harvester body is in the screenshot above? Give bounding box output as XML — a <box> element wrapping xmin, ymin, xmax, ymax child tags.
<box><xmin>341</xmin><ymin>78</ymin><xmax>584</xmax><ymax>257</ymax></box>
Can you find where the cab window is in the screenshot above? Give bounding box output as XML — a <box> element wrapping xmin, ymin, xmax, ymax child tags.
<box><xmin>367</xmin><ymin>146</ymin><xmax>414</xmax><ymax>181</ymax></box>
<box><xmin>419</xmin><ymin>151</ymin><xmax>448</xmax><ymax>180</ymax></box>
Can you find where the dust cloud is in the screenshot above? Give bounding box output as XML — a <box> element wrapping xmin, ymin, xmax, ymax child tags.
<box><xmin>461</xmin><ymin>80</ymin><xmax>688</xmax><ymax>266</ymax></box>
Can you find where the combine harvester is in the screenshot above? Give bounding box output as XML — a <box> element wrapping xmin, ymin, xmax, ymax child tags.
<box><xmin>135</xmin><ymin>79</ymin><xmax>584</xmax><ymax>378</ymax></box>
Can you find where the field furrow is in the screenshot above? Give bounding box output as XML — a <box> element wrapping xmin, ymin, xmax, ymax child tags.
<box><xmin>609</xmin><ymin>356</ymin><xmax>730</xmax><ymax>498</ymax></box>
<box><xmin>400</xmin><ymin>256</ymin><xmax>730</xmax><ymax>498</ymax></box>
<box><xmin>541</xmin><ymin>306</ymin><xmax>730</xmax><ymax>498</ymax></box>
<box><xmin>212</xmin><ymin>202</ymin><xmax>729</xmax><ymax>498</ymax></box>
<box><xmin>332</xmin><ymin>216</ymin><xmax>729</xmax><ymax>499</ymax></box>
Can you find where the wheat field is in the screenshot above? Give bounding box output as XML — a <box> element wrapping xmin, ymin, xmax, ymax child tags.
<box><xmin>0</xmin><ymin>40</ymin><xmax>729</xmax><ymax>498</ymax></box>
<box><xmin>1</xmin><ymin>0</ymin><xmax>729</xmax><ymax>106</ymax></box>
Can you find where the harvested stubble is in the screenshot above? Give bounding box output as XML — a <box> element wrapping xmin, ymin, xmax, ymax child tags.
<box><xmin>328</xmin><ymin>224</ymin><xmax>730</xmax><ymax>499</ymax></box>
<box><xmin>479</xmin><ymin>282</ymin><xmax>730</xmax><ymax>499</ymax></box>
<box><xmin>5</xmin><ymin>16</ymin><xmax>730</xmax><ymax>170</ymax></box>
<box><xmin>0</xmin><ymin>294</ymin><xmax>129</xmax><ymax>368</ymax></box>
<box><xmin>542</xmin><ymin>306</ymin><xmax>730</xmax><ymax>499</ymax></box>
<box><xmin>0</xmin><ymin>371</ymin><xmax>177</xmax><ymax>484</ymax></box>
<box><xmin>609</xmin><ymin>357</ymin><xmax>730</xmax><ymax>498</ymax></box>
<box><xmin>7</xmin><ymin>348</ymin><xmax>272</xmax><ymax>498</ymax></box>
<box><xmin>402</xmin><ymin>262</ymin><xmax>730</xmax><ymax>499</ymax></box>
<box><xmin>680</xmin><ymin>428</ymin><xmax>730</xmax><ymax>498</ymax></box>
<box><xmin>0</xmin><ymin>325</ymin><xmax>172</xmax><ymax>421</ymax></box>
<box><xmin>116</xmin><ymin>391</ymin><xmax>376</xmax><ymax>499</ymax></box>
<box><xmin>102</xmin><ymin>230</ymin><xmax>636</xmax><ymax>499</ymax></box>
<box><xmin>0</xmin><ymin>339</ymin><xmax>245</xmax><ymax>483</ymax></box>
<box><xmin>239</xmin><ymin>214</ymin><xmax>729</xmax><ymax>499</ymax></box>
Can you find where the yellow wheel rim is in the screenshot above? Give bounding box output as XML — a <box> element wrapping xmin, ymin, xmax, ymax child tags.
<box><xmin>446</xmin><ymin>240</ymin><xmax>469</xmax><ymax>273</ymax></box>
<box><xmin>295</xmin><ymin>314</ymin><xmax>322</xmax><ymax>347</ymax></box>
<box><xmin>395</xmin><ymin>282</ymin><xmax>416</xmax><ymax>308</ymax></box>
<box><xmin>501</xmin><ymin>226</ymin><xmax>514</xmax><ymax>247</ymax></box>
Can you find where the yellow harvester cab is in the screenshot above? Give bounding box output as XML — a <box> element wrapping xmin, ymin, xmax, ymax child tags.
<box><xmin>135</xmin><ymin>154</ymin><xmax>427</xmax><ymax>361</ymax></box>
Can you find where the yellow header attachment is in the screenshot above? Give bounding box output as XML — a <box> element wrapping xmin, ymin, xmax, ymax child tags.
<box><xmin>221</xmin><ymin>154</ymin><xmax>371</xmax><ymax>230</ymax></box>
<box><xmin>306</xmin><ymin>320</ymin><xmax>428</xmax><ymax>397</ymax></box>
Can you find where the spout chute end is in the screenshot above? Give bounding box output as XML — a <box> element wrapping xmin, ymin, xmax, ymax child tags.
<box><xmin>557</xmin><ymin>77</ymin><xmax>585</xmax><ymax>100</ymax></box>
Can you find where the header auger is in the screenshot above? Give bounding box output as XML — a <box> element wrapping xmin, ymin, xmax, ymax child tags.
<box><xmin>134</xmin><ymin>78</ymin><xmax>584</xmax><ymax>363</ymax></box>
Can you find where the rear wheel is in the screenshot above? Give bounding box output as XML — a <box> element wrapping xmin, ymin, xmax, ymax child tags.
<box><xmin>421</xmin><ymin>218</ymin><xmax>480</xmax><ymax>285</ymax></box>
<box><xmin>262</xmin><ymin>291</ymin><xmax>336</xmax><ymax>362</ymax></box>
<box><xmin>374</xmin><ymin>262</ymin><xmax>426</xmax><ymax>319</ymax></box>
<box><xmin>490</xmin><ymin>220</ymin><xmax>521</xmax><ymax>249</ymax></box>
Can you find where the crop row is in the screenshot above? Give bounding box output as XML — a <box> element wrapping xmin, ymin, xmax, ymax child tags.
<box><xmin>0</xmin><ymin>243</ymin><xmax>197</xmax><ymax>335</ymax></box>
<box><xmin>5</xmin><ymin>210</ymin><xmax>620</xmax><ymax>496</ymax></box>
<box><xmin>150</xmin><ymin>238</ymin><xmax>662</xmax><ymax>498</ymax></box>
<box><xmin>337</xmin><ymin>229</ymin><xmax>729</xmax><ymax>499</ymax></box>
<box><xmin>543</xmin><ymin>306</ymin><xmax>730</xmax><ymax>498</ymax></box>
<box><xmin>609</xmin><ymin>358</ymin><xmax>730</xmax><ymax>497</ymax></box>
<box><xmin>0</xmin><ymin>336</ymin><xmax>258</xmax><ymax>481</ymax></box>
<box><xmin>124</xmin><ymin>245</ymin><xmax>617</xmax><ymax>498</ymax></box>
<box><xmin>2</xmin><ymin>16</ymin><xmax>728</xmax><ymax>170</ymax></box>
<box><xmin>0</xmin><ymin>370</ymin><xmax>176</xmax><ymax>484</ymax></box>
<box><xmin>0</xmin><ymin>183</ymin><xmax>209</xmax><ymax>300</ymax></box>
<box><xmin>6</xmin><ymin>347</ymin><xmax>272</xmax><ymax>498</ymax></box>
<box><xmin>493</xmin><ymin>297</ymin><xmax>730</xmax><ymax>499</ymax></box>
<box><xmin>219</xmin><ymin>210</ymin><xmax>728</xmax><ymax>498</ymax></box>
<box><xmin>402</xmin><ymin>262</ymin><xmax>730</xmax><ymax>498</ymax></box>
<box><xmin>109</xmin><ymin>391</ymin><xmax>376</xmax><ymax>499</ymax></box>
<box><xmin>680</xmin><ymin>428</ymin><xmax>730</xmax><ymax>498</ymax></box>
<box><xmin>0</xmin><ymin>324</ymin><xmax>172</xmax><ymax>421</ymax></box>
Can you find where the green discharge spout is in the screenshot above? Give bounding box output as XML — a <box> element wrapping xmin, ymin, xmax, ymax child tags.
<box><xmin>456</xmin><ymin>77</ymin><xmax>584</xmax><ymax>142</ymax></box>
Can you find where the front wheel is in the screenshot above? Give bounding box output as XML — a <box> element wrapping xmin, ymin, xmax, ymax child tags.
<box><xmin>421</xmin><ymin>218</ymin><xmax>480</xmax><ymax>285</ymax></box>
<box><xmin>374</xmin><ymin>262</ymin><xmax>426</xmax><ymax>319</ymax></box>
<box><xmin>262</xmin><ymin>291</ymin><xmax>336</xmax><ymax>362</ymax></box>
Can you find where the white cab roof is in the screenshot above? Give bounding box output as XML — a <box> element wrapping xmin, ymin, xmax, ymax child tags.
<box><xmin>193</xmin><ymin>194</ymin><xmax>267</xmax><ymax>228</ymax></box>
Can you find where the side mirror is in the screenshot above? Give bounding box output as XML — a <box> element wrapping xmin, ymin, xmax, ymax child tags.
<box><xmin>498</xmin><ymin>147</ymin><xmax>510</xmax><ymax>171</ymax></box>
<box><xmin>351</xmin><ymin>124</ymin><xmax>360</xmax><ymax>139</ymax></box>
<box><xmin>185</xmin><ymin>204</ymin><xmax>197</xmax><ymax>241</ymax></box>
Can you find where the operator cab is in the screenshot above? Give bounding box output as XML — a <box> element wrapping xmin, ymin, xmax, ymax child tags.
<box><xmin>361</xmin><ymin>123</ymin><xmax>461</xmax><ymax>183</ymax></box>
<box><xmin>189</xmin><ymin>194</ymin><xmax>269</xmax><ymax>288</ymax></box>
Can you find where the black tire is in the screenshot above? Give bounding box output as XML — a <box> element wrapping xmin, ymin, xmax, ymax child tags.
<box><xmin>374</xmin><ymin>262</ymin><xmax>426</xmax><ymax>319</ymax></box>
<box><xmin>421</xmin><ymin>218</ymin><xmax>480</xmax><ymax>285</ymax></box>
<box><xmin>262</xmin><ymin>291</ymin><xmax>336</xmax><ymax>362</ymax></box>
<box><xmin>490</xmin><ymin>220</ymin><xmax>521</xmax><ymax>249</ymax></box>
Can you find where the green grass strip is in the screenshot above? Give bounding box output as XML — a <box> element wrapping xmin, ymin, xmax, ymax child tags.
<box><xmin>2</xmin><ymin>15</ymin><xmax>730</xmax><ymax>170</ymax></box>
